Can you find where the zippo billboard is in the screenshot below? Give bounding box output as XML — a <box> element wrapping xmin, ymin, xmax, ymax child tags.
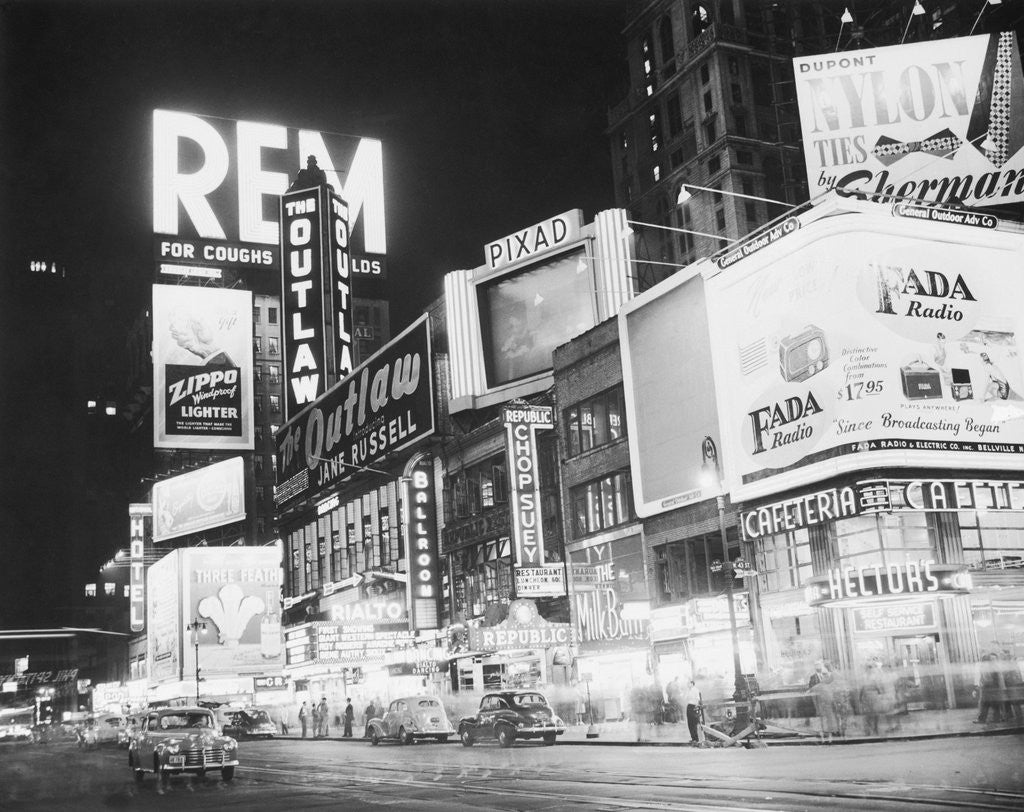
<box><xmin>152</xmin><ymin>110</ymin><xmax>385</xmax><ymax>277</ymax></box>
<box><xmin>703</xmin><ymin>198</ymin><xmax>1024</xmax><ymax>502</ymax></box>
<box><xmin>794</xmin><ymin>33</ymin><xmax>1024</xmax><ymax>206</ymax></box>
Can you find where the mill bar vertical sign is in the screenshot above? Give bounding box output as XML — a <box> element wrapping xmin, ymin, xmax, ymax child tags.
<box><xmin>503</xmin><ymin>403</ymin><xmax>554</xmax><ymax>568</ymax></box>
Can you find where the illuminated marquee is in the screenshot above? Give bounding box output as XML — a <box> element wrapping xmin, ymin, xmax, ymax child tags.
<box><xmin>129</xmin><ymin>503</ymin><xmax>152</xmax><ymax>633</ymax></box>
<box><xmin>805</xmin><ymin>558</ymin><xmax>971</xmax><ymax>606</ymax></box>
<box><xmin>152</xmin><ymin>109</ymin><xmax>385</xmax><ymax>274</ymax></box>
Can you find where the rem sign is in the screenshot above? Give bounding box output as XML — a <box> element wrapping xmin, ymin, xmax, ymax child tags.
<box><xmin>280</xmin><ymin>187</ymin><xmax>353</xmax><ymax>420</ymax></box>
<box><xmin>503</xmin><ymin>405</ymin><xmax>554</xmax><ymax>566</ymax></box>
<box><xmin>152</xmin><ymin>110</ymin><xmax>386</xmax><ymax>276</ymax></box>
<box><xmin>129</xmin><ymin>503</ymin><xmax>152</xmax><ymax>633</ymax></box>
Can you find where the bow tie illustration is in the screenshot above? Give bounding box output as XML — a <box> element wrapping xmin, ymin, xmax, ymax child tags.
<box><xmin>871</xmin><ymin>129</ymin><xmax>962</xmax><ymax>166</ymax></box>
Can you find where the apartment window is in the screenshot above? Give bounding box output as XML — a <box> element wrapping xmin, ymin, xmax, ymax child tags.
<box><xmin>268</xmin><ymin>336</ymin><xmax>279</xmax><ymax>355</ymax></box>
<box><xmin>448</xmin><ymin>455</ymin><xmax>508</xmax><ymax>519</ymax></box>
<box><xmin>746</xmin><ymin>201</ymin><xmax>757</xmax><ymax>224</ymax></box>
<box><xmin>681</xmin><ymin>120</ymin><xmax>697</xmax><ymax>161</ymax></box>
<box><xmin>700</xmin><ymin>63</ymin><xmax>710</xmax><ymax>85</ymax></box>
<box><xmin>670</xmin><ymin>148</ymin><xmax>684</xmax><ymax>169</ymax></box>
<box><xmin>268</xmin><ymin>307</ymin><xmax>278</xmax><ymax>325</ymax></box>
<box><xmin>693</xmin><ymin>4</ymin><xmax>711</xmax><ymax>36</ymax></box>
<box><xmin>677</xmin><ymin>203</ymin><xmax>695</xmax><ymax>259</ymax></box>
<box><xmin>708</xmin><ymin>155</ymin><xmax>721</xmax><ymax>175</ymax></box>
<box><xmin>736</xmin><ymin>149</ymin><xmax>753</xmax><ymax>165</ymax></box>
<box><xmin>566</xmin><ymin>388</ymin><xmax>627</xmax><ymax>457</ymax></box>
<box><xmin>268</xmin><ymin>364</ymin><xmax>281</xmax><ymax>383</ymax></box>
<box><xmin>253</xmin><ymin>306</ymin><xmax>261</xmax><ymax>324</ymax></box>
<box><xmin>571</xmin><ymin>471</ymin><xmax>634</xmax><ymax>537</ymax></box>
<box><xmin>620</xmin><ymin>131</ymin><xmax>628</xmax><ymax>151</ymax></box>
<box><xmin>255</xmin><ymin>425</ymin><xmax>264</xmax><ymax>444</ymax></box>
<box><xmin>255</xmin><ymin>485</ymin><xmax>264</xmax><ymax>502</ymax></box>
<box><xmin>734</xmin><ymin>116</ymin><xmax>748</xmax><ymax>137</ymax></box>
<box><xmin>254</xmin><ymin>455</ymin><xmax>264</xmax><ymax>474</ymax></box>
<box><xmin>704</xmin><ymin>117</ymin><xmax>717</xmax><ymax>144</ymax></box>
<box><xmin>658</xmin><ymin>16</ymin><xmax>675</xmax><ymax>76</ymax></box>
<box><xmin>648</xmin><ymin>111</ymin><xmax>661</xmax><ymax>153</ymax></box>
<box><xmin>652</xmin><ymin>165</ymin><xmax>661</xmax><ymax>182</ymax></box>
<box><xmin>703</xmin><ymin>91</ymin><xmax>713</xmax><ymax>114</ymax></box>
<box><xmin>731</xmin><ymin>83</ymin><xmax>743</xmax><ymax>105</ymax></box>
<box><xmin>667</xmin><ymin>94</ymin><xmax>683</xmax><ymax>137</ymax></box>
<box><xmin>654</xmin><ymin>529</ymin><xmax>739</xmax><ymax>605</ymax></box>
<box><xmin>729</xmin><ymin>56</ymin><xmax>739</xmax><ymax>77</ymax></box>
<box><xmin>755</xmin><ymin>529</ymin><xmax>812</xmax><ymax>592</ymax></box>
<box><xmin>253</xmin><ymin>336</ymin><xmax>262</xmax><ymax>354</ymax></box>
<box><xmin>254</xmin><ymin>364</ymin><xmax>263</xmax><ymax>382</ymax></box>
<box><xmin>270</xmin><ymin>394</ymin><xmax>281</xmax><ymax>413</ymax></box>
<box><xmin>642</xmin><ymin>35</ymin><xmax>657</xmax><ymax>96</ymax></box>
<box><xmin>715</xmin><ymin>206</ymin><xmax>727</xmax><ymax>231</ymax></box>
<box><xmin>742</xmin><ymin>177</ymin><xmax>755</xmax><ymax>196</ymax></box>
<box><xmin>255</xmin><ymin>395</ymin><xmax>263</xmax><ymax>414</ymax></box>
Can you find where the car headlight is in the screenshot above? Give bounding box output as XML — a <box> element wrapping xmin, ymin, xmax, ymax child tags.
<box><xmin>553</xmin><ymin>717</ymin><xmax>564</xmax><ymax>726</ymax></box>
<box><xmin>516</xmin><ymin>721</ymin><xmax>526</xmax><ymax>728</ymax></box>
<box><xmin>223</xmin><ymin>738</ymin><xmax>237</xmax><ymax>750</ymax></box>
<box><xmin>166</xmin><ymin>743</ymin><xmax>180</xmax><ymax>754</ymax></box>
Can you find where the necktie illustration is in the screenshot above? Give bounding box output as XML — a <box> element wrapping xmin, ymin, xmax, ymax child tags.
<box><xmin>967</xmin><ymin>32</ymin><xmax>1024</xmax><ymax>169</ymax></box>
<box><xmin>871</xmin><ymin>129</ymin><xmax>962</xmax><ymax>166</ymax></box>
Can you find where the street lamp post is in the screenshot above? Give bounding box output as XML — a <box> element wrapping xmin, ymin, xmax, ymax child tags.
<box><xmin>701</xmin><ymin>437</ymin><xmax>751</xmax><ymax>733</ymax></box>
<box><xmin>187</xmin><ymin>618</ymin><xmax>207</xmax><ymax>704</ymax></box>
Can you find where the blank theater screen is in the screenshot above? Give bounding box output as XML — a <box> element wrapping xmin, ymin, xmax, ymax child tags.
<box><xmin>477</xmin><ymin>247</ymin><xmax>595</xmax><ymax>387</ymax></box>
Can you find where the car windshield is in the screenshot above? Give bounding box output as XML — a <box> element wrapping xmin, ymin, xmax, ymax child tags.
<box><xmin>512</xmin><ymin>693</ymin><xmax>548</xmax><ymax>708</ymax></box>
<box><xmin>246</xmin><ymin>710</ymin><xmax>272</xmax><ymax>724</ymax></box>
<box><xmin>159</xmin><ymin>713</ymin><xmax>213</xmax><ymax>730</ymax></box>
<box><xmin>416</xmin><ymin>699</ymin><xmax>440</xmax><ymax>709</ymax></box>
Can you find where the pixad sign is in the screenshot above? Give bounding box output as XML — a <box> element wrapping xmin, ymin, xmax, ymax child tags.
<box><xmin>152</xmin><ymin>109</ymin><xmax>386</xmax><ymax>275</ymax></box>
<box><xmin>794</xmin><ymin>33</ymin><xmax>1024</xmax><ymax>206</ymax></box>
<box><xmin>484</xmin><ymin>210</ymin><xmax>582</xmax><ymax>272</ymax></box>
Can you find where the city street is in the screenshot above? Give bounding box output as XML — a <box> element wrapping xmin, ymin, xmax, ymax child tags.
<box><xmin>3</xmin><ymin>733</ymin><xmax>1024</xmax><ymax>811</ymax></box>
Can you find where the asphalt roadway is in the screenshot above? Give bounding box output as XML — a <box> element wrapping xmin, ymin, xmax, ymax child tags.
<box><xmin>2</xmin><ymin>732</ymin><xmax>1023</xmax><ymax>811</ymax></box>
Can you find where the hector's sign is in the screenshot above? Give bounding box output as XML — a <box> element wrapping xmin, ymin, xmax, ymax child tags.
<box><xmin>805</xmin><ymin>558</ymin><xmax>971</xmax><ymax>606</ymax></box>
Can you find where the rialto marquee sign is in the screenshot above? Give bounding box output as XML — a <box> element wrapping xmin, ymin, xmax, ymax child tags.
<box><xmin>152</xmin><ymin>109</ymin><xmax>385</xmax><ymax>276</ymax></box>
<box><xmin>741</xmin><ymin>477</ymin><xmax>1024</xmax><ymax>539</ymax></box>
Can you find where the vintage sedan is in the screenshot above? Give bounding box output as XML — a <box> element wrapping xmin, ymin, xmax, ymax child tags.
<box><xmin>367</xmin><ymin>696</ymin><xmax>455</xmax><ymax>745</ymax></box>
<box><xmin>128</xmin><ymin>707</ymin><xmax>238</xmax><ymax>783</ymax></box>
<box><xmin>459</xmin><ymin>690</ymin><xmax>565</xmax><ymax>748</ymax></box>
<box><xmin>214</xmin><ymin>706</ymin><xmax>277</xmax><ymax>740</ymax></box>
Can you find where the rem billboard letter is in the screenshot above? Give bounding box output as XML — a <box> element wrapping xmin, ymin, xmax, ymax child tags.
<box><xmin>794</xmin><ymin>33</ymin><xmax>1024</xmax><ymax>206</ymax></box>
<box><xmin>153</xmin><ymin>284</ymin><xmax>254</xmax><ymax>450</ymax></box>
<box><xmin>152</xmin><ymin>110</ymin><xmax>386</xmax><ymax>277</ymax></box>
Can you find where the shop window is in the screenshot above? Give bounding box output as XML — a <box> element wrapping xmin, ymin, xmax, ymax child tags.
<box><xmin>754</xmin><ymin>528</ymin><xmax>812</xmax><ymax>592</ymax></box>
<box><xmin>959</xmin><ymin>511</ymin><xmax>1024</xmax><ymax>570</ymax></box>
<box><xmin>565</xmin><ymin>387</ymin><xmax>627</xmax><ymax>457</ymax></box>
<box><xmin>570</xmin><ymin>471</ymin><xmax>634</xmax><ymax>537</ymax></box>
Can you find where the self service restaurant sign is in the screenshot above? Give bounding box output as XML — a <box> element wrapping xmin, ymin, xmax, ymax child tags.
<box><xmin>794</xmin><ymin>33</ymin><xmax>1024</xmax><ymax>206</ymax></box>
<box><xmin>704</xmin><ymin>206</ymin><xmax>1024</xmax><ymax>502</ymax></box>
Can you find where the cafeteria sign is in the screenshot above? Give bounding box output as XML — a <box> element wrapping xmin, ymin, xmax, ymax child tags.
<box><xmin>468</xmin><ymin>599</ymin><xmax>572</xmax><ymax>651</ymax></box>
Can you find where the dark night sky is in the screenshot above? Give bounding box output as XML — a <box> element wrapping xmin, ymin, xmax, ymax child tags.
<box><xmin>0</xmin><ymin>0</ymin><xmax>630</xmax><ymax>627</ymax></box>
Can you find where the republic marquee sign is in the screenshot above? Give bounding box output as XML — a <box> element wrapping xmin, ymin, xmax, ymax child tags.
<box><xmin>152</xmin><ymin>110</ymin><xmax>386</xmax><ymax>278</ymax></box>
<box><xmin>468</xmin><ymin>600</ymin><xmax>572</xmax><ymax>652</ymax></box>
<box><xmin>274</xmin><ymin>315</ymin><xmax>435</xmax><ymax>510</ymax></box>
<box><xmin>741</xmin><ymin>476</ymin><xmax>1024</xmax><ymax>539</ymax></box>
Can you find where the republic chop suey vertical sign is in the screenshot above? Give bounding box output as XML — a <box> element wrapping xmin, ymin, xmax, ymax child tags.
<box><xmin>275</xmin><ymin>315</ymin><xmax>435</xmax><ymax>509</ymax></box>
<box><xmin>503</xmin><ymin>404</ymin><xmax>553</xmax><ymax>568</ymax></box>
<box><xmin>793</xmin><ymin>33</ymin><xmax>1024</xmax><ymax>206</ymax></box>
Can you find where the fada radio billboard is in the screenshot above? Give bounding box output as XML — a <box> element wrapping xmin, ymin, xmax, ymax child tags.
<box><xmin>152</xmin><ymin>110</ymin><xmax>386</xmax><ymax>278</ymax></box>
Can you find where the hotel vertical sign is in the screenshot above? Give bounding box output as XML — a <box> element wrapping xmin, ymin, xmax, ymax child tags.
<box><xmin>503</xmin><ymin>403</ymin><xmax>553</xmax><ymax>568</ymax></box>
<box><xmin>129</xmin><ymin>503</ymin><xmax>152</xmax><ymax>633</ymax></box>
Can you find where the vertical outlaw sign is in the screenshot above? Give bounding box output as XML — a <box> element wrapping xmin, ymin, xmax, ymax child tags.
<box><xmin>503</xmin><ymin>403</ymin><xmax>554</xmax><ymax>566</ymax></box>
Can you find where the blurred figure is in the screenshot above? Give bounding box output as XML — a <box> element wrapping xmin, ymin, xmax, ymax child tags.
<box><xmin>975</xmin><ymin>653</ymin><xmax>1005</xmax><ymax>724</ymax></box>
<box><xmin>683</xmin><ymin>680</ymin><xmax>702</xmax><ymax>745</ymax></box>
<box><xmin>1000</xmin><ymin>651</ymin><xmax>1022</xmax><ymax>722</ymax></box>
<box><xmin>808</xmin><ymin>660</ymin><xmax>838</xmax><ymax>743</ymax></box>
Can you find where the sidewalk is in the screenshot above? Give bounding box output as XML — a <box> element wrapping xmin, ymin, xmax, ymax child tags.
<box><xmin>279</xmin><ymin>708</ymin><xmax>1024</xmax><ymax>747</ymax></box>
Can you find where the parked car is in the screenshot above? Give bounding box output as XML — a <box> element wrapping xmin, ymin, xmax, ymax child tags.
<box><xmin>128</xmin><ymin>707</ymin><xmax>238</xmax><ymax>784</ymax></box>
<box><xmin>458</xmin><ymin>690</ymin><xmax>565</xmax><ymax>748</ymax></box>
<box><xmin>90</xmin><ymin>713</ymin><xmax>127</xmax><ymax>745</ymax></box>
<box><xmin>0</xmin><ymin>722</ymin><xmax>33</xmax><ymax>742</ymax></box>
<box><xmin>214</xmin><ymin>706</ymin><xmax>277</xmax><ymax>740</ymax></box>
<box><xmin>367</xmin><ymin>696</ymin><xmax>455</xmax><ymax>745</ymax></box>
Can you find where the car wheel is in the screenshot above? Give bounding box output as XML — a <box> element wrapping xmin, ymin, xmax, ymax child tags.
<box><xmin>399</xmin><ymin>726</ymin><xmax>413</xmax><ymax>746</ymax></box>
<box><xmin>459</xmin><ymin>727</ymin><xmax>474</xmax><ymax>747</ymax></box>
<box><xmin>369</xmin><ymin>728</ymin><xmax>381</xmax><ymax>746</ymax></box>
<box><xmin>221</xmin><ymin>766</ymin><xmax>234</xmax><ymax>782</ymax></box>
<box><xmin>435</xmin><ymin>735</ymin><xmax>449</xmax><ymax>743</ymax></box>
<box><xmin>542</xmin><ymin>733</ymin><xmax>556</xmax><ymax>746</ymax></box>
<box><xmin>497</xmin><ymin>726</ymin><xmax>515</xmax><ymax>748</ymax></box>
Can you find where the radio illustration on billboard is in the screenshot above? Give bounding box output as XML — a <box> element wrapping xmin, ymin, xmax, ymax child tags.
<box><xmin>951</xmin><ymin>368</ymin><xmax>973</xmax><ymax>401</ymax></box>
<box><xmin>778</xmin><ymin>325</ymin><xmax>829</xmax><ymax>382</ymax></box>
<box><xmin>900</xmin><ymin>362</ymin><xmax>943</xmax><ymax>400</ymax></box>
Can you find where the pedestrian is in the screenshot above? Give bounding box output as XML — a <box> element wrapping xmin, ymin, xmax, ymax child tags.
<box><xmin>975</xmin><ymin>653</ymin><xmax>1005</xmax><ymax>724</ymax></box>
<box><xmin>860</xmin><ymin>661</ymin><xmax>886</xmax><ymax>736</ymax></box>
<box><xmin>298</xmin><ymin>701</ymin><xmax>309</xmax><ymax>738</ymax></box>
<box><xmin>1001</xmin><ymin>651</ymin><xmax>1023</xmax><ymax>722</ymax></box>
<box><xmin>343</xmin><ymin>698</ymin><xmax>354</xmax><ymax>738</ymax></box>
<box><xmin>683</xmin><ymin>679</ymin><xmax>702</xmax><ymax>745</ymax></box>
<box><xmin>363</xmin><ymin>699</ymin><xmax>377</xmax><ymax>738</ymax></box>
<box><xmin>807</xmin><ymin>661</ymin><xmax>838</xmax><ymax>743</ymax></box>
<box><xmin>316</xmin><ymin>696</ymin><xmax>329</xmax><ymax>737</ymax></box>
<box><xmin>666</xmin><ymin>677</ymin><xmax>682</xmax><ymax>724</ymax></box>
